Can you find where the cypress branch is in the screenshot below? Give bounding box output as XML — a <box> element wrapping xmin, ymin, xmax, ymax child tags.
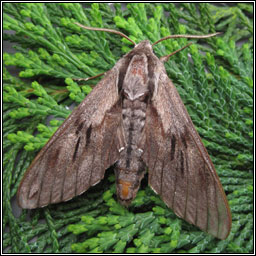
<box><xmin>3</xmin><ymin>3</ymin><xmax>253</xmax><ymax>253</ymax></box>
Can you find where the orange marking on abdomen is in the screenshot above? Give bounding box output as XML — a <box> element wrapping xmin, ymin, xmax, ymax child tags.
<box><xmin>118</xmin><ymin>179</ymin><xmax>132</xmax><ymax>198</ymax></box>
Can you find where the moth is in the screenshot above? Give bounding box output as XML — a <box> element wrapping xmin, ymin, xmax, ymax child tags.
<box><xmin>17</xmin><ymin>23</ymin><xmax>232</xmax><ymax>239</ymax></box>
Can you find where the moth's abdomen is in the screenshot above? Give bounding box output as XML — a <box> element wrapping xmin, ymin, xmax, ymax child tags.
<box><xmin>115</xmin><ymin>98</ymin><xmax>147</xmax><ymax>206</ymax></box>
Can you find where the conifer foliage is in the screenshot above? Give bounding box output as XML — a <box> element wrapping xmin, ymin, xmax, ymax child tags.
<box><xmin>3</xmin><ymin>3</ymin><xmax>253</xmax><ymax>253</ymax></box>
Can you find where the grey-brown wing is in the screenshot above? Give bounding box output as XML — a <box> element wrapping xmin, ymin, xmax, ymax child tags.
<box><xmin>141</xmin><ymin>71</ymin><xmax>231</xmax><ymax>239</ymax></box>
<box><xmin>17</xmin><ymin>68</ymin><xmax>126</xmax><ymax>209</ymax></box>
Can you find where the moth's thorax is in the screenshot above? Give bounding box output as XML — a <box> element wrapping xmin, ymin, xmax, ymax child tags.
<box><xmin>123</xmin><ymin>53</ymin><xmax>149</xmax><ymax>101</ymax></box>
<box><xmin>121</xmin><ymin>40</ymin><xmax>156</xmax><ymax>101</ymax></box>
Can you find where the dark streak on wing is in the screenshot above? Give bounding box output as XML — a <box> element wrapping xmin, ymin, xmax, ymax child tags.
<box><xmin>86</xmin><ymin>125</ymin><xmax>92</xmax><ymax>147</ymax></box>
<box><xmin>171</xmin><ymin>158</ymin><xmax>178</xmax><ymax>209</ymax></box>
<box><xmin>180</xmin><ymin>151</ymin><xmax>184</xmax><ymax>176</ymax></box>
<box><xmin>159</xmin><ymin>157</ymin><xmax>165</xmax><ymax>197</ymax></box>
<box><xmin>181</xmin><ymin>132</ymin><xmax>187</xmax><ymax>149</ymax></box>
<box><xmin>74</xmin><ymin>137</ymin><xmax>91</xmax><ymax>196</ymax></box>
<box><xmin>48</xmin><ymin>148</ymin><xmax>60</xmax><ymax>169</ymax></box>
<box><xmin>88</xmin><ymin>152</ymin><xmax>96</xmax><ymax>186</ymax></box>
<box><xmin>73</xmin><ymin>137</ymin><xmax>81</xmax><ymax>162</ymax></box>
<box><xmin>170</xmin><ymin>135</ymin><xmax>176</xmax><ymax>160</ymax></box>
<box><xmin>76</xmin><ymin>122</ymin><xmax>84</xmax><ymax>135</ymax></box>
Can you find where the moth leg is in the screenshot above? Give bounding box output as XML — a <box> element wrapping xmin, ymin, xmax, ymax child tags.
<box><xmin>74</xmin><ymin>72</ymin><xmax>106</xmax><ymax>81</ymax></box>
<box><xmin>160</xmin><ymin>43</ymin><xmax>193</xmax><ymax>62</ymax></box>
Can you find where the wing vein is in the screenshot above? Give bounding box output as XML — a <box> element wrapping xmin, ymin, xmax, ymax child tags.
<box><xmin>107</xmin><ymin>128</ymin><xmax>117</xmax><ymax>169</ymax></box>
<box><xmin>205</xmin><ymin>163</ymin><xmax>209</xmax><ymax>233</ymax></box>
<box><xmin>88</xmin><ymin>153</ymin><xmax>96</xmax><ymax>186</ymax></box>
<box><xmin>195</xmin><ymin>168</ymin><xmax>198</xmax><ymax>227</ymax></box>
<box><xmin>159</xmin><ymin>157</ymin><xmax>165</xmax><ymax>197</ymax></box>
<box><xmin>75</xmin><ymin>140</ymin><xmax>88</xmax><ymax>196</ymax></box>
<box><xmin>74</xmin><ymin>151</ymin><xmax>79</xmax><ymax>197</ymax></box>
<box><xmin>49</xmin><ymin>166</ymin><xmax>56</xmax><ymax>204</ymax></box>
<box><xmin>151</xmin><ymin>142</ymin><xmax>159</xmax><ymax>189</ymax></box>
<box><xmin>184</xmin><ymin>149</ymin><xmax>189</xmax><ymax>219</ymax></box>
<box><xmin>172</xmin><ymin>158</ymin><xmax>178</xmax><ymax>209</ymax></box>
<box><xmin>145</xmin><ymin>127</ymin><xmax>152</xmax><ymax>183</ymax></box>
<box><xmin>215</xmin><ymin>177</ymin><xmax>220</xmax><ymax>238</ymax></box>
<box><xmin>60</xmin><ymin>163</ymin><xmax>68</xmax><ymax>202</ymax></box>
<box><xmin>37</xmin><ymin>160</ymin><xmax>48</xmax><ymax>207</ymax></box>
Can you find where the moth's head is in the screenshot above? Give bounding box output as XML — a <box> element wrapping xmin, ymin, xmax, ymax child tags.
<box><xmin>134</xmin><ymin>40</ymin><xmax>153</xmax><ymax>53</ymax></box>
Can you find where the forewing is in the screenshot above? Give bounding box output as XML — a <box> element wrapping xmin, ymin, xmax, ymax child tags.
<box><xmin>17</xmin><ymin>68</ymin><xmax>126</xmax><ymax>209</ymax></box>
<box><xmin>141</xmin><ymin>71</ymin><xmax>231</xmax><ymax>239</ymax></box>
